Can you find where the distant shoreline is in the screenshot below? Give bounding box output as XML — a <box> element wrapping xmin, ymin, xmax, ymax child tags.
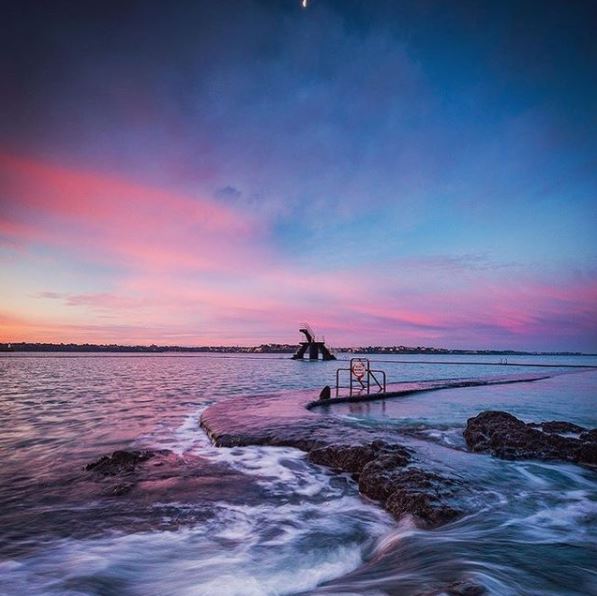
<box><xmin>0</xmin><ymin>342</ymin><xmax>593</xmax><ymax>357</ymax></box>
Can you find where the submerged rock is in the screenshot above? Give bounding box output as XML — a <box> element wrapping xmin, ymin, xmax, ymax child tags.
<box><xmin>84</xmin><ymin>448</ymin><xmax>267</xmax><ymax>504</ymax></box>
<box><xmin>85</xmin><ymin>449</ymin><xmax>159</xmax><ymax>475</ymax></box>
<box><xmin>464</xmin><ymin>411</ymin><xmax>596</xmax><ymax>465</ymax></box>
<box><xmin>416</xmin><ymin>579</ymin><xmax>487</xmax><ymax>595</ymax></box>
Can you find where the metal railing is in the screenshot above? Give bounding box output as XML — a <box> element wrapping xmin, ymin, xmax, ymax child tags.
<box><xmin>335</xmin><ymin>358</ymin><xmax>387</xmax><ymax>397</ymax></box>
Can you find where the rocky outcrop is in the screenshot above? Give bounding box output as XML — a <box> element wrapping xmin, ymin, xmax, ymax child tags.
<box><xmin>357</xmin><ymin>452</ymin><xmax>413</xmax><ymax>500</ymax></box>
<box><xmin>354</xmin><ymin>451</ymin><xmax>460</xmax><ymax>525</ymax></box>
<box><xmin>377</xmin><ymin>467</ymin><xmax>459</xmax><ymax>526</ymax></box>
<box><xmin>308</xmin><ymin>440</ymin><xmax>409</xmax><ymax>475</ymax></box>
<box><xmin>464</xmin><ymin>411</ymin><xmax>597</xmax><ymax>465</ymax></box>
<box><xmin>308</xmin><ymin>441</ymin><xmax>460</xmax><ymax>526</ymax></box>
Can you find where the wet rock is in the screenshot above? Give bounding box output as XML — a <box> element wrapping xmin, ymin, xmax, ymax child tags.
<box><xmin>464</xmin><ymin>411</ymin><xmax>597</xmax><ymax>465</ymax></box>
<box><xmin>357</xmin><ymin>453</ymin><xmax>460</xmax><ymax>526</ymax></box>
<box><xmin>308</xmin><ymin>444</ymin><xmax>377</xmax><ymax>473</ymax></box>
<box><xmin>304</xmin><ymin>438</ymin><xmax>459</xmax><ymax>525</ymax></box>
<box><xmin>528</xmin><ymin>420</ymin><xmax>586</xmax><ymax>434</ymax></box>
<box><xmin>577</xmin><ymin>441</ymin><xmax>597</xmax><ymax>465</ymax></box>
<box><xmin>386</xmin><ymin>486</ymin><xmax>459</xmax><ymax>526</ymax></box>
<box><xmin>415</xmin><ymin>578</ymin><xmax>486</xmax><ymax>595</ymax></box>
<box><xmin>110</xmin><ymin>482</ymin><xmax>133</xmax><ymax>496</ymax></box>
<box><xmin>580</xmin><ymin>429</ymin><xmax>597</xmax><ymax>442</ymax></box>
<box><xmin>308</xmin><ymin>440</ymin><xmax>410</xmax><ymax>475</ymax></box>
<box><xmin>85</xmin><ymin>450</ymin><xmax>158</xmax><ymax>475</ymax></box>
<box><xmin>357</xmin><ymin>452</ymin><xmax>412</xmax><ymax>500</ymax></box>
<box><xmin>445</xmin><ymin>580</ymin><xmax>487</xmax><ymax>595</ymax></box>
<box><xmin>307</xmin><ymin>441</ymin><xmax>457</xmax><ymax>525</ymax></box>
<box><xmin>83</xmin><ymin>449</ymin><xmax>270</xmax><ymax>505</ymax></box>
<box><xmin>10</xmin><ymin>450</ymin><xmax>271</xmax><ymax>548</ymax></box>
<box><xmin>381</xmin><ymin>468</ymin><xmax>459</xmax><ymax>526</ymax></box>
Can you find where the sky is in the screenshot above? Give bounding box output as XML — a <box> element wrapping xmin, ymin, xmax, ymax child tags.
<box><xmin>1</xmin><ymin>0</ymin><xmax>596</xmax><ymax>351</ymax></box>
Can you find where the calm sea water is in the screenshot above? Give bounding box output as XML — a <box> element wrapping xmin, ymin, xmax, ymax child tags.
<box><xmin>0</xmin><ymin>353</ymin><xmax>595</xmax><ymax>595</ymax></box>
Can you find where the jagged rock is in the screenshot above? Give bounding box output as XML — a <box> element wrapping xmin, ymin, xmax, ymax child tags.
<box><xmin>357</xmin><ymin>452</ymin><xmax>412</xmax><ymax>500</ymax></box>
<box><xmin>307</xmin><ymin>440</ymin><xmax>458</xmax><ymax>525</ymax></box>
<box><xmin>357</xmin><ymin>455</ymin><xmax>459</xmax><ymax>526</ymax></box>
<box><xmin>309</xmin><ymin>444</ymin><xmax>377</xmax><ymax>473</ymax></box>
<box><xmin>386</xmin><ymin>486</ymin><xmax>459</xmax><ymax>526</ymax></box>
<box><xmin>464</xmin><ymin>411</ymin><xmax>597</xmax><ymax>465</ymax></box>
<box><xmin>382</xmin><ymin>468</ymin><xmax>459</xmax><ymax>526</ymax></box>
<box><xmin>308</xmin><ymin>440</ymin><xmax>410</xmax><ymax>475</ymax></box>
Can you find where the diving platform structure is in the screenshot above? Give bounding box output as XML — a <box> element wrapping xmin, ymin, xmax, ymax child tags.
<box><xmin>291</xmin><ymin>323</ymin><xmax>336</xmax><ymax>361</ymax></box>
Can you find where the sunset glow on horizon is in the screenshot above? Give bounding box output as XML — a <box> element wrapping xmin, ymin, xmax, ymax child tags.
<box><xmin>1</xmin><ymin>1</ymin><xmax>596</xmax><ymax>351</ymax></box>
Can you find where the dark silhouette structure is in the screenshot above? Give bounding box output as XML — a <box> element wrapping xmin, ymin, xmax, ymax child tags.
<box><xmin>319</xmin><ymin>385</ymin><xmax>331</xmax><ymax>400</ymax></box>
<box><xmin>291</xmin><ymin>323</ymin><xmax>336</xmax><ymax>361</ymax></box>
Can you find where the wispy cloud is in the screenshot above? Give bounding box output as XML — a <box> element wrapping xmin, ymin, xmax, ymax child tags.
<box><xmin>0</xmin><ymin>152</ymin><xmax>265</xmax><ymax>274</ymax></box>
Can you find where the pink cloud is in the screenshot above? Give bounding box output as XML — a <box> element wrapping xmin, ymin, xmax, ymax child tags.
<box><xmin>3</xmin><ymin>272</ymin><xmax>597</xmax><ymax>349</ymax></box>
<box><xmin>0</xmin><ymin>151</ymin><xmax>266</xmax><ymax>273</ymax></box>
<box><xmin>1</xmin><ymin>150</ymin><xmax>596</xmax><ymax>349</ymax></box>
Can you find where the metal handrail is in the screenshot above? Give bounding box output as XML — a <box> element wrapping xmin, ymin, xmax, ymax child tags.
<box><xmin>335</xmin><ymin>367</ymin><xmax>386</xmax><ymax>397</ymax></box>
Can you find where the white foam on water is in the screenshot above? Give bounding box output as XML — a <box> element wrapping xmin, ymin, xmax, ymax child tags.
<box><xmin>370</xmin><ymin>515</ymin><xmax>419</xmax><ymax>558</ymax></box>
<box><xmin>2</xmin><ymin>401</ymin><xmax>396</xmax><ymax>596</ymax></box>
<box><xmin>509</xmin><ymin>490</ymin><xmax>597</xmax><ymax>543</ymax></box>
<box><xmin>133</xmin><ymin>406</ymin><xmax>214</xmax><ymax>456</ymax></box>
<box><xmin>0</xmin><ymin>493</ymin><xmax>392</xmax><ymax>596</ymax></box>
<box><xmin>212</xmin><ymin>445</ymin><xmax>347</xmax><ymax>498</ymax></box>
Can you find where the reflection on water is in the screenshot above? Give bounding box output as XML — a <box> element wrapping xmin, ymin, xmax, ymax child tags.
<box><xmin>0</xmin><ymin>353</ymin><xmax>596</xmax><ymax>595</ymax></box>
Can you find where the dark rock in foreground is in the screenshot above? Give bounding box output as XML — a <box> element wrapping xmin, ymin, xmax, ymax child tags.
<box><xmin>464</xmin><ymin>411</ymin><xmax>597</xmax><ymax>465</ymax></box>
<box><xmin>308</xmin><ymin>440</ymin><xmax>459</xmax><ymax>526</ymax></box>
<box><xmin>377</xmin><ymin>467</ymin><xmax>460</xmax><ymax>526</ymax></box>
<box><xmin>308</xmin><ymin>440</ymin><xmax>409</xmax><ymax>475</ymax></box>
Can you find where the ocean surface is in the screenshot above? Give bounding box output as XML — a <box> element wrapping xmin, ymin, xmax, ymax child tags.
<box><xmin>0</xmin><ymin>353</ymin><xmax>595</xmax><ymax>595</ymax></box>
